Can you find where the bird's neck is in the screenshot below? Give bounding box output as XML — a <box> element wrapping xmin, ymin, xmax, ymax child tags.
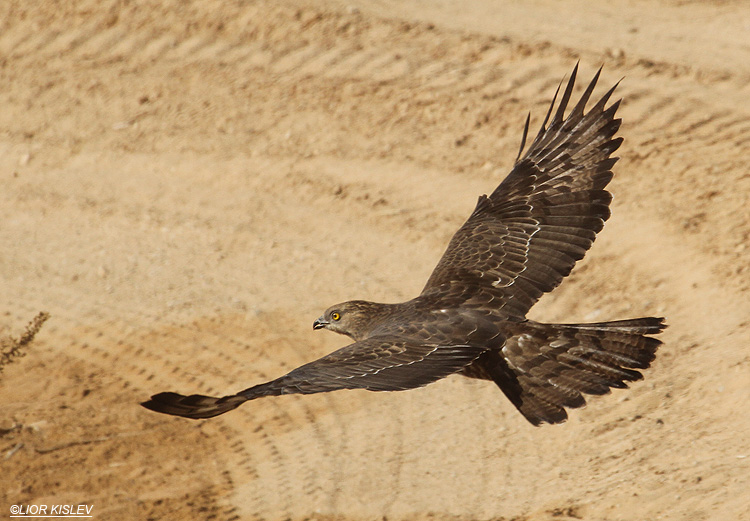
<box><xmin>345</xmin><ymin>300</ymin><xmax>401</xmax><ymax>341</ymax></box>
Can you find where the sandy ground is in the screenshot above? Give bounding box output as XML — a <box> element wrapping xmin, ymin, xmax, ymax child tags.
<box><xmin>1</xmin><ymin>0</ymin><xmax>749</xmax><ymax>519</ymax></box>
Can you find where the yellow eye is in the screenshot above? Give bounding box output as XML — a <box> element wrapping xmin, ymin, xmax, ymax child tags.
<box><xmin>331</xmin><ymin>312</ymin><xmax>341</xmax><ymax>321</ymax></box>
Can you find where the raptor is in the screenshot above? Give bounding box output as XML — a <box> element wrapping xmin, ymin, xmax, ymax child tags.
<box><xmin>142</xmin><ymin>65</ymin><xmax>666</xmax><ymax>425</ymax></box>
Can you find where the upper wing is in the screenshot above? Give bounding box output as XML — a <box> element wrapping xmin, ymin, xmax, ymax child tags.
<box><xmin>142</xmin><ymin>337</ymin><xmax>484</xmax><ymax>419</ymax></box>
<box><xmin>421</xmin><ymin>65</ymin><xmax>622</xmax><ymax>318</ymax></box>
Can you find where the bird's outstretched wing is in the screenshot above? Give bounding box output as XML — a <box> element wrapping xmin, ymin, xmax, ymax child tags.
<box><xmin>421</xmin><ymin>65</ymin><xmax>621</xmax><ymax>318</ymax></box>
<box><xmin>142</xmin><ymin>337</ymin><xmax>485</xmax><ymax>419</ymax></box>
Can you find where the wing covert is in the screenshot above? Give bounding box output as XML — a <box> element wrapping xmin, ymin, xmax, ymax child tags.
<box><xmin>266</xmin><ymin>336</ymin><xmax>485</xmax><ymax>394</ymax></box>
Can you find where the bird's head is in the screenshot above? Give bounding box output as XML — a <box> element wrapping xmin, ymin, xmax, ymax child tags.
<box><xmin>313</xmin><ymin>300</ymin><xmax>387</xmax><ymax>341</ymax></box>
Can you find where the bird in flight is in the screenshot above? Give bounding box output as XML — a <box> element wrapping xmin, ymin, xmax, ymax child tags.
<box><xmin>142</xmin><ymin>65</ymin><xmax>666</xmax><ymax>425</ymax></box>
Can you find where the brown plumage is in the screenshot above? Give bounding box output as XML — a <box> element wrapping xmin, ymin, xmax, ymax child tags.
<box><xmin>142</xmin><ymin>65</ymin><xmax>666</xmax><ymax>425</ymax></box>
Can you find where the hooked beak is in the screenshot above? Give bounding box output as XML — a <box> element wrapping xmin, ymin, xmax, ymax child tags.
<box><xmin>313</xmin><ymin>317</ymin><xmax>328</xmax><ymax>330</ymax></box>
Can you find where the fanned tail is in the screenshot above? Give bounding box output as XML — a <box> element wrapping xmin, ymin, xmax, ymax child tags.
<box><xmin>468</xmin><ymin>317</ymin><xmax>666</xmax><ymax>425</ymax></box>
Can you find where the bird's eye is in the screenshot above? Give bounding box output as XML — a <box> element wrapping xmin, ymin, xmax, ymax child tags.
<box><xmin>331</xmin><ymin>312</ymin><xmax>341</xmax><ymax>321</ymax></box>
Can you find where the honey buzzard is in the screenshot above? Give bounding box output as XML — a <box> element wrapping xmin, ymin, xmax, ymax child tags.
<box><xmin>142</xmin><ymin>65</ymin><xmax>666</xmax><ymax>425</ymax></box>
